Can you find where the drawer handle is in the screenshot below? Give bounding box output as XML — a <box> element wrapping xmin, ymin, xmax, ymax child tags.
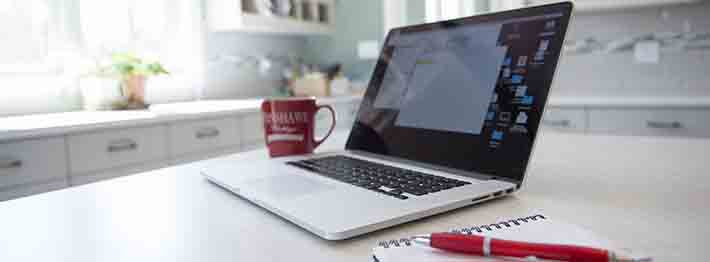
<box><xmin>543</xmin><ymin>119</ymin><xmax>571</xmax><ymax>127</ymax></box>
<box><xmin>107</xmin><ymin>139</ymin><xmax>138</xmax><ymax>153</ymax></box>
<box><xmin>195</xmin><ymin>127</ymin><xmax>221</xmax><ymax>139</ymax></box>
<box><xmin>647</xmin><ymin>121</ymin><xmax>683</xmax><ymax>129</ymax></box>
<box><xmin>0</xmin><ymin>159</ymin><xmax>22</xmax><ymax>169</ymax></box>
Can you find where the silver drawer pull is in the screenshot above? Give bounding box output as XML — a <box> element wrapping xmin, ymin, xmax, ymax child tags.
<box><xmin>0</xmin><ymin>159</ymin><xmax>22</xmax><ymax>169</ymax></box>
<box><xmin>543</xmin><ymin>119</ymin><xmax>571</xmax><ymax>127</ymax></box>
<box><xmin>647</xmin><ymin>121</ymin><xmax>683</xmax><ymax>129</ymax></box>
<box><xmin>107</xmin><ymin>139</ymin><xmax>138</xmax><ymax>153</ymax></box>
<box><xmin>195</xmin><ymin>127</ymin><xmax>220</xmax><ymax>139</ymax></box>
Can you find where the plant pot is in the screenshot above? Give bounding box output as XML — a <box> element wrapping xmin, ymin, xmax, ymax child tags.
<box><xmin>123</xmin><ymin>75</ymin><xmax>147</xmax><ymax>109</ymax></box>
<box><xmin>79</xmin><ymin>76</ymin><xmax>125</xmax><ymax>111</ymax></box>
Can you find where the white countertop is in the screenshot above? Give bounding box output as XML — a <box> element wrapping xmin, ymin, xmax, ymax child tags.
<box><xmin>0</xmin><ymin>131</ymin><xmax>706</xmax><ymax>261</ymax></box>
<box><xmin>0</xmin><ymin>95</ymin><xmax>362</xmax><ymax>142</ymax></box>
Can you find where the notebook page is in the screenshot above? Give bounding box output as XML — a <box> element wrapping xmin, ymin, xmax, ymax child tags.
<box><xmin>373</xmin><ymin>218</ymin><xmax>614</xmax><ymax>262</ymax></box>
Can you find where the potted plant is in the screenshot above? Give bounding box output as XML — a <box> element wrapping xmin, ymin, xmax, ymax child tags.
<box><xmin>107</xmin><ymin>53</ymin><xmax>169</xmax><ymax>109</ymax></box>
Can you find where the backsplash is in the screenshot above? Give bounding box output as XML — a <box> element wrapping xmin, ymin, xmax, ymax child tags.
<box><xmin>205</xmin><ymin>33</ymin><xmax>307</xmax><ymax>99</ymax></box>
<box><xmin>303</xmin><ymin>0</ymin><xmax>383</xmax><ymax>82</ymax></box>
<box><xmin>552</xmin><ymin>2</ymin><xmax>710</xmax><ymax>97</ymax></box>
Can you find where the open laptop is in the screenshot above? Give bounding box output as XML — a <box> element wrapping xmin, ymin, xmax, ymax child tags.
<box><xmin>203</xmin><ymin>2</ymin><xmax>573</xmax><ymax>240</ymax></box>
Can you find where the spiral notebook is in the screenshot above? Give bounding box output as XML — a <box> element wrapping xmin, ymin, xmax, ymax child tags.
<box><xmin>373</xmin><ymin>215</ymin><xmax>621</xmax><ymax>262</ymax></box>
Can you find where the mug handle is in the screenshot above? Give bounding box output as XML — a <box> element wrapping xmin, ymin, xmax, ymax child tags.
<box><xmin>313</xmin><ymin>105</ymin><xmax>337</xmax><ymax>149</ymax></box>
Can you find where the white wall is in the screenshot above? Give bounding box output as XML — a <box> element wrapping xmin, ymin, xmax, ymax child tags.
<box><xmin>303</xmin><ymin>0</ymin><xmax>384</xmax><ymax>81</ymax></box>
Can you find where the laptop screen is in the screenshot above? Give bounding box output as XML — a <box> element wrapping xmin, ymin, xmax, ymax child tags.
<box><xmin>346</xmin><ymin>3</ymin><xmax>572</xmax><ymax>183</ymax></box>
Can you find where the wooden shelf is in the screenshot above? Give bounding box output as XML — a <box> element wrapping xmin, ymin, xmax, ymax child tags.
<box><xmin>240</xmin><ymin>13</ymin><xmax>332</xmax><ymax>35</ymax></box>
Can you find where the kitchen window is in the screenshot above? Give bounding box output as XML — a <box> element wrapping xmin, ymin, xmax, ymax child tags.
<box><xmin>0</xmin><ymin>0</ymin><xmax>78</xmax><ymax>74</ymax></box>
<box><xmin>0</xmin><ymin>0</ymin><xmax>204</xmax><ymax>116</ymax></box>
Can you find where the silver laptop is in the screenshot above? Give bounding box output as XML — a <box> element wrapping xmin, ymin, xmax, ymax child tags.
<box><xmin>203</xmin><ymin>3</ymin><xmax>573</xmax><ymax>240</ymax></box>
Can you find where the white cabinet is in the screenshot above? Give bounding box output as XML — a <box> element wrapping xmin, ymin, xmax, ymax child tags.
<box><xmin>207</xmin><ymin>0</ymin><xmax>334</xmax><ymax>35</ymax></box>
<box><xmin>588</xmin><ymin>108</ymin><xmax>710</xmax><ymax>137</ymax></box>
<box><xmin>346</xmin><ymin>100</ymin><xmax>361</xmax><ymax>128</ymax></box>
<box><xmin>0</xmin><ymin>96</ymin><xmax>363</xmax><ymax>201</ymax></box>
<box><xmin>240</xmin><ymin>113</ymin><xmax>265</xmax><ymax>150</ymax></box>
<box><xmin>333</xmin><ymin>101</ymin><xmax>357</xmax><ymax>130</ymax></box>
<box><xmin>315</xmin><ymin>106</ymin><xmax>336</xmax><ymax>135</ymax></box>
<box><xmin>0</xmin><ymin>137</ymin><xmax>68</xmax><ymax>189</ymax></box>
<box><xmin>169</xmin><ymin>117</ymin><xmax>240</xmax><ymax>157</ymax></box>
<box><xmin>542</xmin><ymin>102</ymin><xmax>710</xmax><ymax>138</ymax></box>
<box><xmin>542</xmin><ymin>107</ymin><xmax>587</xmax><ymax>132</ymax></box>
<box><xmin>68</xmin><ymin>126</ymin><xmax>169</xmax><ymax>175</ymax></box>
<box><xmin>0</xmin><ymin>180</ymin><xmax>67</xmax><ymax>202</ymax></box>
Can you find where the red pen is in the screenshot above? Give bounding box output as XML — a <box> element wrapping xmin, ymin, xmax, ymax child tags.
<box><xmin>411</xmin><ymin>233</ymin><xmax>651</xmax><ymax>262</ymax></box>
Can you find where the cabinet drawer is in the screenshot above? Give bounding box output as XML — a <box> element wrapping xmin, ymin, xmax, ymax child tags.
<box><xmin>0</xmin><ymin>137</ymin><xmax>68</xmax><ymax>188</ymax></box>
<box><xmin>169</xmin><ymin>117</ymin><xmax>240</xmax><ymax>156</ymax></box>
<box><xmin>68</xmin><ymin>126</ymin><xmax>168</xmax><ymax>174</ymax></box>
<box><xmin>588</xmin><ymin>108</ymin><xmax>710</xmax><ymax>137</ymax></box>
<box><xmin>0</xmin><ymin>179</ymin><xmax>67</xmax><ymax>202</ymax></box>
<box><xmin>241</xmin><ymin>113</ymin><xmax>264</xmax><ymax>146</ymax></box>
<box><xmin>541</xmin><ymin>108</ymin><xmax>586</xmax><ymax>131</ymax></box>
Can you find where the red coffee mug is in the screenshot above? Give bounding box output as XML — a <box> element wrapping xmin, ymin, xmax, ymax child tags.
<box><xmin>261</xmin><ymin>98</ymin><xmax>336</xmax><ymax>157</ymax></box>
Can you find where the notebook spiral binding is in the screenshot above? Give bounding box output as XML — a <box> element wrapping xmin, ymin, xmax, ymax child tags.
<box><xmin>376</xmin><ymin>214</ymin><xmax>546</xmax><ymax>248</ymax></box>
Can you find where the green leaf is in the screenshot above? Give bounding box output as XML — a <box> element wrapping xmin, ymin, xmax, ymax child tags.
<box><xmin>146</xmin><ymin>62</ymin><xmax>169</xmax><ymax>75</ymax></box>
<box><xmin>104</xmin><ymin>52</ymin><xmax>168</xmax><ymax>77</ymax></box>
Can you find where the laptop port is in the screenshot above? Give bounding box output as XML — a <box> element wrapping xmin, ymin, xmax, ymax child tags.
<box><xmin>492</xmin><ymin>191</ymin><xmax>504</xmax><ymax>197</ymax></box>
<box><xmin>506</xmin><ymin>188</ymin><xmax>515</xmax><ymax>194</ymax></box>
<box><xmin>471</xmin><ymin>195</ymin><xmax>491</xmax><ymax>203</ymax></box>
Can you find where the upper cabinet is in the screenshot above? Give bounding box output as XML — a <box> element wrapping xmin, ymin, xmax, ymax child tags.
<box><xmin>206</xmin><ymin>0</ymin><xmax>334</xmax><ymax>35</ymax></box>
<box><xmin>511</xmin><ymin>0</ymin><xmax>701</xmax><ymax>12</ymax></box>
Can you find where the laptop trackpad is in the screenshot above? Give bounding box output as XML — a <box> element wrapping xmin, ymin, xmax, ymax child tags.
<box><xmin>243</xmin><ymin>175</ymin><xmax>334</xmax><ymax>199</ymax></box>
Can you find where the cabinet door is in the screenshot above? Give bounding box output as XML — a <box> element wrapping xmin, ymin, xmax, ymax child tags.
<box><xmin>68</xmin><ymin>126</ymin><xmax>168</xmax><ymax>175</ymax></box>
<box><xmin>0</xmin><ymin>137</ymin><xmax>68</xmax><ymax>189</ymax></box>
<box><xmin>240</xmin><ymin>113</ymin><xmax>265</xmax><ymax>150</ymax></box>
<box><xmin>541</xmin><ymin>107</ymin><xmax>587</xmax><ymax>132</ymax></box>
<box><xmin>169</xmin><ymin>117</ymin><xmax>240</xmax><ymax>157</ymax></box>
<box><xmin>588</xmin><ymin>108</ymin><xmax>710</xmax><ymax>138</ymax></box>
<box><xmin>0</xmin><ymin>180</ymin><xmax>67</xmax><ymax>202</ymax></box>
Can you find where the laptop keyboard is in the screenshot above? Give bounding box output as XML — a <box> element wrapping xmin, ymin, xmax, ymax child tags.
<box><xmin>286</xmin><ymin>155</ymin><xmax>472</xmax><ymax>200</ymax></box>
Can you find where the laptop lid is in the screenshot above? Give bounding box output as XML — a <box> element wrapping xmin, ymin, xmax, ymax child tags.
<box><xmin>345</xmin><ymin>3</ymin><xmax>573</xmax><ymax>185</ymax></box>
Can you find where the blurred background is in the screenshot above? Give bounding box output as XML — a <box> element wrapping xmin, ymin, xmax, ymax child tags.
<box><xmin>1</xmin><ymin>0</ymin><xmax>709</xmax><ymax>200</ymax></box>
<box><xmin>2</xmin><ymin>0</ymin><xmax>708</xmax><ymax>138</ymax></box>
